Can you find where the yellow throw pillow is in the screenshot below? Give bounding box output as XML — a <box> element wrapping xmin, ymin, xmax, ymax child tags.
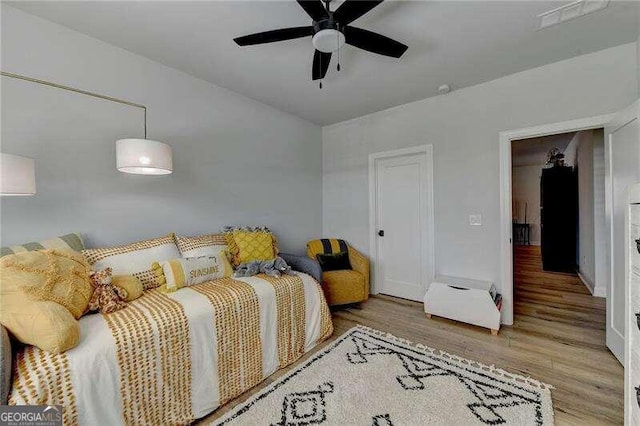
<box><xmin>1</xmin><ymin>301</ymin><xmax>79</xmax><ymax>354</ymax></box>
<box><xmin>152</xmin><ymin>254</ymin><xmax>232</xmax><ymax>293</ymax></box>
<box><xmin>226</xmin><ymin>230</ymin><xmax>278</xmax><ymax>267</ymax></box>
<box><xmin>0</xmin><ymin>249</ymin><xmax>93</xmax><ymax>353</ymax></box>
<box><xmin>111</xmin><ymin>275</ymin><xmax>144</xmax><ymax>301</ymax></box>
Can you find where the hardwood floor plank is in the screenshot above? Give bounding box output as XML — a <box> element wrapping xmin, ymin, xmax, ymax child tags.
<box><xmin>199</xmin><ymin>245</ymin><xmax>622</xmax><ymax>425</ymax></box>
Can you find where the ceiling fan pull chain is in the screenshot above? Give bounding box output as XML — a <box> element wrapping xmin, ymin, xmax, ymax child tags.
<box><xmin>337</xmin><ymin>24</ymin><xmax>341</xmax><ymax>72</ymax></box>
<box><xmin>319</xmin><ymin>52</ymin><xmax>323</xmax><ymax>89</ymax></box>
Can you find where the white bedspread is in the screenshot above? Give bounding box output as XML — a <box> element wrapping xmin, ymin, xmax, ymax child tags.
<box><xmin>10</xmin><ymin>272</ymin><xmax>333</xmax><ymax>425</ymax></box>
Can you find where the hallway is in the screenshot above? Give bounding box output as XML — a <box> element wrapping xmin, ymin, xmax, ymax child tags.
<box><xmin>514</xmin><ymin>245</ymin><xmax>605</xmax><ymax>328</ymax></box>
<box><xmin>513</xmin><ymin>245</ymin><xmax>621</xmax><ymax>423</ymax></box>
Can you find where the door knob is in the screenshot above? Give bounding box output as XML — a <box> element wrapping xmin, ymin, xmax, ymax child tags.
<box><xmin>378</xmin><ymin>230</ymin><xmax>385</xmax><ymax>237</ymax></box>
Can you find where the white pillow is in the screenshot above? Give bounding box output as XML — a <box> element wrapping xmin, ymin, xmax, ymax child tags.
<box><xmin>83</xmin><ymin>234</ymin><xmax>180</xmax><ymax>290</ymax></box>
<box><xmin>175</xmin><ymin>233</ymin><xmax>228</xmax><ymax>258</ymax></box>
<box><xmin>152</xmin><ymin>254</ymin><xmax>233</xmax><ymax>293</ymax></box>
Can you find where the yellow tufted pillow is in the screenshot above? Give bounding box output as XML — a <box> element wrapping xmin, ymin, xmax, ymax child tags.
<box><xmin>0</xmin><ymin>249</ymin><xmax>93</xmax><ymax>353</ymax></box>
<box><xmin>111</xmin><ymin>275</ymin><xmax>144</xmax><ymax>301</ymax></box>
<box><xmin>226</xmin><ymin>230</ymin><xmax>279</xmax><ymax>267</ymax></box>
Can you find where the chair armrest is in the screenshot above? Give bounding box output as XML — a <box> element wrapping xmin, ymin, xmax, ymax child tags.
<box><xmin>1</xmin><ymin>325</ymin><xmax>12</xmax><ymax>405</ymax></box>
<box><xmin>279</xmin><ymin>253</ymin><xmax>322</xmax><ymax>283</ymax></box>
<box><xmin>348</xmin><ymin>246</ymin><xmax>370</xmax><ymax>296</ymax></box>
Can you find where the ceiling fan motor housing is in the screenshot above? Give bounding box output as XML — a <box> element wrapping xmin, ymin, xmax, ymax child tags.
<box><xmin>312</xmin><ymin>18</ymin><xmax>345</xmax><ymax>53</ymax></box>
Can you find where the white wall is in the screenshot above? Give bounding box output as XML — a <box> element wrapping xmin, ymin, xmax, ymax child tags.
<box><xmin>563</xmin><ymin>132</ymin><xmax>579</xmax><ymax>168</ymax></box>
<box><xmin>574</xmin><ymin>130</ymin><xmax>596</xmax><ymax>293</ymax></box>
<box><xmin>592</xmin><ymin>129</ymin><xmax>607</xmax><ymax>298</ymax></box>
<box><xmin>323</xmin><ymin>43</ymin><xmax>637</xmax><ymax>315</ymax></box>
<box><xmin>542</xmin><ymin>129</ymin><xmax>605</xmax><ymax>297</ymax></box>
<box><xmin>637</xmin><ymin>8</ymin><xmax>640</xmax><ymax>93</ymax></box>
<box><xmin>0</xmin><ymin>6</ymin><xmax>322</xmax><ymax>253</ymax></box>
<box><xmin>511</xmin><ymin>166</ymin><xmax>541</xmax><ymax>245</ymax></box>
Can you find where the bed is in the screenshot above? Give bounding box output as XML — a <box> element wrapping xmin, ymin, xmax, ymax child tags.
<box><xmin>8</xmin><ymin>272</ymin><xmax>333</xmax><ymax>425</ymax></box>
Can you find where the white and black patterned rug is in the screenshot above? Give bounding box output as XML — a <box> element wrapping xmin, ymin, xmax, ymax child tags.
<box><xmin>213</xmin><ymin>326</ymin><xmax>554</xmax><ymax>425</ymax></box>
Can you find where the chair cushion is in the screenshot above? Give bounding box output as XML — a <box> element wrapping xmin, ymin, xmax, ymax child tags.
<box><xmin>307</xmin><ymin>239</ymin><xmax>349</xmax><ymax>258</ymax></box>
<box><xmin>316</xmin><ymin>251</ymin><xmax>352</xmax><ymax>271</ymax></box>
<box><xmin>321</xmin><ymin>270</ymin><xmax>366</xmax><ymax>305</ymax></box>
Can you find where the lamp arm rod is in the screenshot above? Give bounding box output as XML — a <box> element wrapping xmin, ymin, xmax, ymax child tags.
<box><xmin>1</xmin><ymin>70</ymin><xmax>147</xmax><ymax>139</ymax></box>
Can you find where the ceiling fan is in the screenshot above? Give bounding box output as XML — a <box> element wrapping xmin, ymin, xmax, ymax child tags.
<box><xmin>233</xmin><ymin>0</ymin><xmax>408</xmax><ymax>86</ymax></box>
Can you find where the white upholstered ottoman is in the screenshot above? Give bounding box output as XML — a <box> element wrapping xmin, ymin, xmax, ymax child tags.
<box><xmin>424</xmin><ymin>275</ymin><xmax>502</xmax><ymax>335</ymax></box>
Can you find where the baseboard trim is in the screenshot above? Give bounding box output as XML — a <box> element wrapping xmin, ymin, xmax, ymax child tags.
<box><xmin>592</xmin><ymin>286</ymin><xmax>606</xmax><ymax>298</ymax></box>
<box><xmin>577</xmin><ymin>271</ymin><xmax>605</xmax><ymax>298</ymax></box>
<box><xmin>577</xmin><ymin>270</ymin><xmax>594</xmax><ymax>294</ymax></box>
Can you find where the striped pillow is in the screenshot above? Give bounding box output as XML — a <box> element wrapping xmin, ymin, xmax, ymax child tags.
<box><xmin>307</xmin><ymin>238</ymin><xmax>349</xmax><ymax>257</ymax></box>
<box><xmin>175</xmin><ymin>233</ymin><xmax>227</xmax><ymax>258</ymax></box>
<box><xmin>0</xmin><ymin>233</ymin><xmax>85</xmax><ymax>258</ymax></box>
<box><xmin>83</xmin><ymin>234</ymin><xmax>180</xmax><ymax>290</ymax></box>
<box><xmin>152</xmin><ymin>253</ymin><xmax>232</xmax><ymax>293</ymax></box>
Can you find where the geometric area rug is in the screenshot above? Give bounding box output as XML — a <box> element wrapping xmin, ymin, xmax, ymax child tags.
<box><xmin>212</xmin><ymin>326</ymin><xmax>554</xmax><ymax>425</ymax></box>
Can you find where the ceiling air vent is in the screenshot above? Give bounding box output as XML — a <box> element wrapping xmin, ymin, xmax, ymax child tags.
<box><xmin>538</xmin><ymin>0</ymin><xmax>609</xmax><ymax>29</ymax></box>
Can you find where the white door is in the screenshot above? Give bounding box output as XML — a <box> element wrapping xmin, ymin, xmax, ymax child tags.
<box><xmin>605</xmin><ymin>100</ymin><xmax>640</xmax><ymax>364</ymax></box>
<box><xmin>372</xmin><ymin>147</ymin><xmax>434</xmax><ymax>301</ymax></box>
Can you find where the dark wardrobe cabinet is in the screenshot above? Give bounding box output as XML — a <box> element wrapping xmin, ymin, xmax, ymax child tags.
<box><xmin>540</xmin><ymin>165</ymin><xmax>578</xmax><ymax>272</ymax></box>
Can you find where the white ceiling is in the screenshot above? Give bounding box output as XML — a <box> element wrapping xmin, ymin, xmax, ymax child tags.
<box><xmin>512</xmin><ymin>131</ymin><xmax>576</xmax><ymax>167</ymax></box>
<box><xmin>7</xmin><ymin>1</ymin><xmax>639</xmax><ymax>125</ymax></box>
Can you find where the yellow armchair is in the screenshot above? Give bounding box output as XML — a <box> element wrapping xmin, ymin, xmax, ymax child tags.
<box><xmin>307</xmin><ymin>239</ymin><xmax>370</xmax><ymax>306</ymax></box>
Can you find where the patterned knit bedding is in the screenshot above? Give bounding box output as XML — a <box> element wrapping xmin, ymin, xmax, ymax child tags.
<box><xmin>9</xmin><ymin>272</ymin><xmax>333</xmax><ymax>425</ymax></box>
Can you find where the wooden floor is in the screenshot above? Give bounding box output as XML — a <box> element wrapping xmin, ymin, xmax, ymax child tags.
<box><xmin>201</xmin><ymin>245</ymin><xmax>623</xmax><ymax>425</ymax></box>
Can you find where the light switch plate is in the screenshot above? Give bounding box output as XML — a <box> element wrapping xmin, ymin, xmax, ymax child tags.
<box><xmin>469</xmin><ymin>214</ymin><xmax>482</xmax><ymax>226</ymax></box>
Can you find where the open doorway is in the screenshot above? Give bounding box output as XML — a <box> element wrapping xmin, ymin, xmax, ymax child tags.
<box><xmin>500</xmin><ymin>106</ymin><xmax>639</xmax><ymax>365</ymax></box>
<box><xmin>510</xmin><ymin>129</ymin><xmax>606</xmax><ymax>326</ymax></box>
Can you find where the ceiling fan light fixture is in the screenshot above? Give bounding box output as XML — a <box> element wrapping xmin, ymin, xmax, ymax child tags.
<box><xmin>234</xmin><ymin>0</ymin><xmax>407</xmax><ymax>81</ymax></box>
<box><xmin>312</xmin><ymin>29</ymin><xmax>345</xmax><ymax>53</ymax></box>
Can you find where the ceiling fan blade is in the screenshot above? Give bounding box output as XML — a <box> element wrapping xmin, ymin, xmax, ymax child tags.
<box><xmin>296</xmin><ymin>0</ymin><xmax>329</xmax><ymax>22</ymax></box>
<box><xmin>234</xmin><ymin>26</ymin><xmax>313</xmax><ymax>46</ymax></box>
<box><xmin>344</xmin><ymin>26</ymin><xmax>408</xmax><ymax>58</ymax></box>
<box><xmin>334</xmin><ymin>0</ymin><xmax>383</xmax><ymax>25</ymax></box>
<box><xmin>312</xmin><ymin>50</ymin><xmax>332</xmax><ymax>81</ymax></box>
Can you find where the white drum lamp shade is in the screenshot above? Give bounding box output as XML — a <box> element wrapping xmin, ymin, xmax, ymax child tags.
<box><xmin>116</xmin><ymin>139</ymin><xmax>172</xmax><ymax>175</ymax></box>
<box><xmin>0</xmin><ymin>153</ymin><xmax>36</xmax><ymax>196</ymax></box>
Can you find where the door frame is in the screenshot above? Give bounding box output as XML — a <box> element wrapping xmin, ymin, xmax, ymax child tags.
<box><xmin>605</xmin><ymin>100</ymin><xmax>640</xmax><ymax>365</ymax></box>
<box><xmin>498</xmin><ymin>114</ymin><xmax>614</xmax><ymax>325</ymax></box>
<box><xmin>369</xmin><ymin>144</ymin><xmax>435</xmax><ymax>296</ymax></box>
